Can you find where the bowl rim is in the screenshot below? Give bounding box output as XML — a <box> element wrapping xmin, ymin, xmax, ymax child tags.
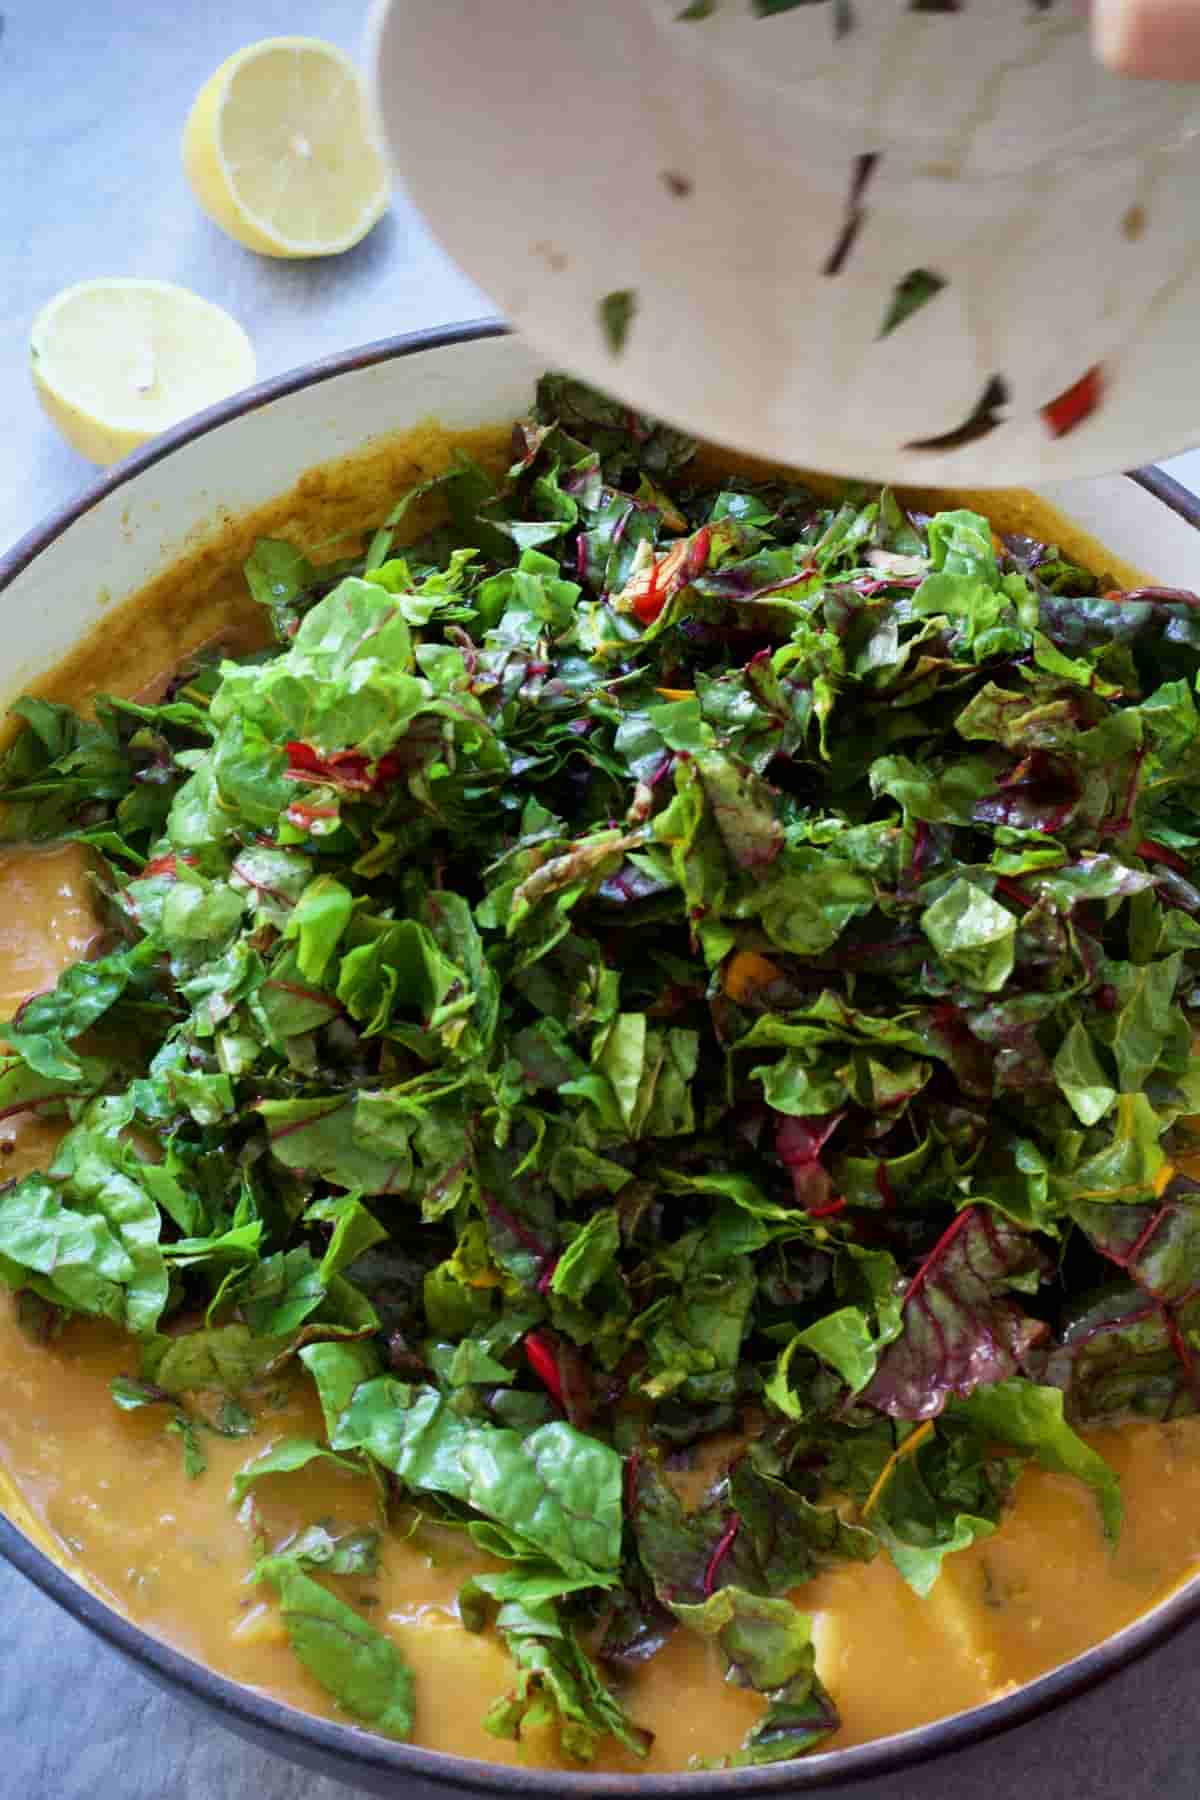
<box><xmin>2</xmin><ymin>316</ymin><xmax>1200</xmax><ymax>1795</ymax></box>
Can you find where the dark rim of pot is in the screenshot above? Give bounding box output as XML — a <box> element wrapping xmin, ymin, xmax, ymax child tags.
<box><xmin>2</xmin><ymin>316</ymin><xmax>1199</xmax><ymax>1795</ymax></box>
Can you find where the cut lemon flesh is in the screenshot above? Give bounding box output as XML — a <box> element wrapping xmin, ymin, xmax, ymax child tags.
<box><xmin>183</xmin><ymin>36</ymin><xmax>391</xmax><ymax>258</ymax></box>
<box><xmin>30</xmin><ymin>278</ymin><xmax>256</xmax><ymax>467</ymax></box>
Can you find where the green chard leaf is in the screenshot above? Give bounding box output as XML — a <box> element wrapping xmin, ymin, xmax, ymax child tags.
<box><xmin>230</xmin><ymin>1437</ymin><xmax>366</xmax><ymax>1505</ymax></box>
<box><xmin>300</xmin><ymin>1349</ymin><xmax>622</xmax><ymax>1583</ymax></box>
<box><xmin>947</xmin><ymin>1378</ymin><xmax>1122</xmax><ymax>1540</ymax></box>
<box><xmin>256</xmin><ymin>1554</ymin><xmax>414</xmax><ymax>1739</ymax></box>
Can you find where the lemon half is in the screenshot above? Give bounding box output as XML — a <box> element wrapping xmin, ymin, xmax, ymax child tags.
<box><xmin>30</xmin><ymin>279</ymin><xmax>256</xmax><ymax>467</ymax></box>
<box><xmin>183</xmin><ymin>36</ymin><xmax>391</xmax><ymax>259</ymax></box>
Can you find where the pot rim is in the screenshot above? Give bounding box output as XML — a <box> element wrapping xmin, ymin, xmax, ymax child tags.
<box><xmin>2</xmin><ymin>316</ymin><xmax>1199</xmax><ymax>1794</ymax></box>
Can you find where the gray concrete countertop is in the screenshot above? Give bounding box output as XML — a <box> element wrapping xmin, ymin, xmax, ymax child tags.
<box><xmin>1</xmin><ymin>3</ymin><xmax>1199</xmax><ymax>1796</ymax></box>
<box><xmin>0</xmin><ymin>0</ymin><xmax>490</xmax><ymax>555</ymax></box>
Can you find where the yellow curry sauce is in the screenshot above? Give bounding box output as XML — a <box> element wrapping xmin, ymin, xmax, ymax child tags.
<box><xmin>1</xmin><ymin>423</ymin><xmax>1198</xmax><ymax>1771</ymax></box>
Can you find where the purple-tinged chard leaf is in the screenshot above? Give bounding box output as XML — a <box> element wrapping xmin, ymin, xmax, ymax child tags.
<box><xmin>863</xmin><ymin>1207</ymin><xmax>1051</xmax><ymax>1419</ymax></box>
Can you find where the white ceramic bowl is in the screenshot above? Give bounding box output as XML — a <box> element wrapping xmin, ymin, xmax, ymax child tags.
<box><xmin>3</xmin><ymin>325</ymin><xmax>1200</xmax><ymax>1799</ymax></box>
<box><xmin>367</xmin><ymin>0</ymin><xmax>1200</xmax><ymax>487</ymax></box>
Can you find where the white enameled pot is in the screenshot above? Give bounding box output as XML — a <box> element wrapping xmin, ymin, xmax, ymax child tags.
<box><xmin>2</xmin><ymin>324</ymin><xmax>1200</xmax><ymax>1800</ymax></box>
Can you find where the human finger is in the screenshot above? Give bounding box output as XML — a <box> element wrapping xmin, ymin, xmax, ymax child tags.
<box><xmin>1092</xmin><ymin>0</ymin><xmax>1200</xmax><ymax>79</ymax></box>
